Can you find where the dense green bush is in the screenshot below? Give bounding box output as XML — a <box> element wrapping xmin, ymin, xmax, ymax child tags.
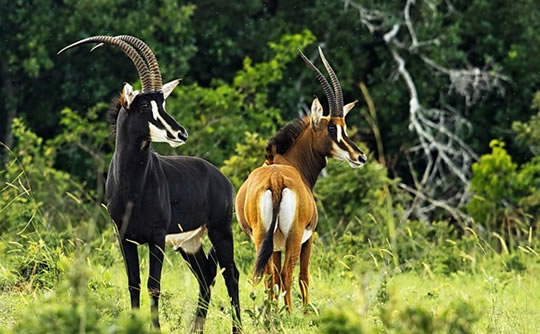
<box><xmin>9</xmin><ymin>293</ymin><xmax>155</xmax><ymax>334</ymax></box>
<box><xmin>513</xmin><ymin>91</ymin><xmax>540</xmax><ymax>156</ymax></box>
<box><xmin>318</xmin><ymin>298</ymin><xmax>478</xmax><ymax>334</ymax></box>
<box><xmin>319</xmin><ymin>308</ymin><xmax>371</xmax><ymax>334</ymax></box>
<box><xmin>380</xmin><ymin>300</ymin><xmax>478</xmax><ymax>334</ymax></box>
<box><xmin>0</xmin><ymin>118</ymin><xmax>104</xmax><ymax>234</ymax></box>
<box><xmin>467</xmin><ymin>140</ymin><xmax>540</xmax><ymax>243</ymax></box>
<box><xmin>221</xmin><ymin>132</ymin><xmax>267</xmax><ymax>190</ymax></box>
<box><xmin>160</xmin><ymin>30</ymin><xmax>315</xmax><ymax>166</ymax></box>
<box><xmin>315</xmin><ymin>152</ymin><xmax>403</xmax><ymax>237</ymax></box>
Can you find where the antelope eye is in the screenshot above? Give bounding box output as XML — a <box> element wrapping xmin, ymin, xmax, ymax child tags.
<box><xmin>328</xmin><ymin>123</ymin><xmax>337</xmax><ymax>133</ymax></box>
<box><xmin>140</xmin><ymin>101</ymin><xmax>150</xmax><ymax>111</ymax></box>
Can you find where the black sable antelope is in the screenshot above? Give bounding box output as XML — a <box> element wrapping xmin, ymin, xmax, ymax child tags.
<box><xmin>58</xmin><ymin>35</ymin><xmax>241</xmax><ymax>333</ymax></box>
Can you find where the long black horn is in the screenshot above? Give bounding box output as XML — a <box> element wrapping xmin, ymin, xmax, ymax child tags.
<box><xmin>298</xmin><ymin>49</ymin><xmax>337</xmax><ymax>116</ymax></box>
<box><xmin>114</xmin><ymin>35</ymin><xmax>163</xmax><ymax>91</ymax></box>
<box><xmin>318</xmin><ymin>47</ymin><xmax>343</xmax><ymax>116</ymax></box>
<box><xmin>58</xmin><ymin>35</ymin><xmax>153</xmax><ymax>93</ymax></box>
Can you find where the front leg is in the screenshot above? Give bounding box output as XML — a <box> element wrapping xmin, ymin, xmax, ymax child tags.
<box><xmin>148</xmin><ymin>241</ymin><xmax>165</xmax><ymax>328</ymax></box>
<box><xmin>119</xmin><ymin>239</ymin><xmax>141</xmax><ymax>308</ymax></box>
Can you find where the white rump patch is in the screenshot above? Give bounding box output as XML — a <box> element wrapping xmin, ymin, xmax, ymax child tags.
<box><xmin>165</xmin><ymin>226</ymin><xmax>205</xmax><ymax>254</ymax></box>
<box><xmin>259</xmin><ymin>190</ymin><xmax>273</xmax><ymax>232</ymax></box>
<box><xmin>278</xmin><ymin>188</ymin><xmax>296</xmax><ymax>236</ymax></box>
<box><xmin>273</xmin><ymin>188</ymin><xmax>296</xmax><ymax>252</ymax></box>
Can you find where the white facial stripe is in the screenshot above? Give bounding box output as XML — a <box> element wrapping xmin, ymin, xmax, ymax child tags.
<box><xmin>336</xmin><ymin>125</ymin><xmax>343</xmax><ymax>143</ymax></box>
<box><xmin>331</xmin><ymin>142</ymin><xmax>365</xmax><ymax>168</ymax></box>
<box><xmin>150</xmin><ymin>100</ymin><xmax>175</xmax><ymax>135</ymax></box>
<box><xmin>331</xmin><ymin>142</ymin><xmax>350</xmax><ymax>161</ymax></box>
<box><xmin>148</xmin><ymin>122</ymin><xmax>169</xmax><ymax>142</ymax></box>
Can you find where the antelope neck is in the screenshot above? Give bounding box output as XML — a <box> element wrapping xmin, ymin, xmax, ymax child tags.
<box><xmin>112</xmin><ymin>120</ymin><xmax>154</xmax><ymax>198</ymax></box>
<box><xmin>275</xmin><ymin>130</ymin><xmax>327</xmax><ymax>190</ymax></box>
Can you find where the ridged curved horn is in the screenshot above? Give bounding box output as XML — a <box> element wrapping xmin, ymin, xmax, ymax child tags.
<box><xmin>318</xmin><ymin>47</ymin><xmax>343</xmax><ymax>116</ymax></box>
<box><xmin>298</xmin><ymin>49</ymin><xmax>337</xmax><ymax>116</ymax></box>
<box><xmin>58</xmin><ymin>35</ymin><xmax>153</xmax><ymax>93</ymax></box>
<box><xmin>114</xmin><ymin>35</ymin><xmax>163</xmax><ymax>91</ymax></box>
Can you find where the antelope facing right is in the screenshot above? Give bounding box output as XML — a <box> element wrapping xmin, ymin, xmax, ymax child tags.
<box><xmin>235</xmin><ymin>47</ymin><xmax>367</xmax><ymax>310</ymax></box>
<box><xmin>58</xmin><ymin>35</ymin><xmax>241</xmax><ymax>333</ymax></box>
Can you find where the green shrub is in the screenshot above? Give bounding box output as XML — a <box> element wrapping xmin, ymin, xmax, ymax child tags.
<box><xmin>380</xmin><ymin>300</ymin><xmax>478</xmax><ymax>334</ymax></box>
<box><xmin>467</xmin><ymin>140</ymin><xmax>539</xmax><ymax>243</ymax></box>
<box><xmin>319</xmin><ymin>308</ymin><xmax>372</xmax><ymax>334</ymax></box>
<box><xmin>315</xmin><ymin>151</ymin><xmax>404</xmax><ymax>238</ymax></box>
<box><xmin>160</xmin><ymin>30</ymin><xmax>315</xmax><ymax>166</ymax></box>
<box><xmin>221</xmin><ymin>132</ymin><xmax>267</xmax><ymax>190</ymax></box>
<box><xmin>512</xmin><ymin>91</ymin><xmax>540</xmax><ymax>155</ymax></box>
<box><xmin>0</xmin><ymin>118</ymin><xmax>101</xmax><ymax>234</ymax></box>
<box><xmin>10</xmin><ymin>301</ymin><xmax>156</xmax><ymax>334</ymax></box>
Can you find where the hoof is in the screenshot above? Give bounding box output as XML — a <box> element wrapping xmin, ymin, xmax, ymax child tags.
<box><xmin>190</xmin><ymin>316</ymin><xmax>205</xmax><ymax>334</ymax></box>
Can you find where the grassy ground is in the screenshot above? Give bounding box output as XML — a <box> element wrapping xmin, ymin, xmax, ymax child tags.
<box><xmin>1</xmin><ymin>230</ymin><xmax>539</xmax><ymax>334</ymax></box>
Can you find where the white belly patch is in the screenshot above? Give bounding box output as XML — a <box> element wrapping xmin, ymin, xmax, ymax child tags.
<box><xmin>302</xmin><ymin>229</ymin><xmax>313</xmax><ymax>244</ymax></box>
<box><xmin>165</xmin><ymin>226</ymin><xmax>205</xmax><ymax>254</ymax></box>
<box><xmin>273</xmin><ymin>229</ymin><xmax>312</xmax><ymax>252</ymax></box>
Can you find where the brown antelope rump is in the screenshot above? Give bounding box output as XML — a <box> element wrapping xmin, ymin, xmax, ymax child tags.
<box><xmin>235</xmin><ymin>47</ymin><xmax>367</xmax><ymax>310</ymax></box>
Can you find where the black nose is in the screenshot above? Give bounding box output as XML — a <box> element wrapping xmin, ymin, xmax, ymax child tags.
<box><xmin>178</xmin><ymin>127</ymin><xmax>188</xmax><ymax>141</ymax></box>
<box><xmin>359</xmin><ymin>155</ymin><xmax>367</xmax><ymax>164</ymax></box>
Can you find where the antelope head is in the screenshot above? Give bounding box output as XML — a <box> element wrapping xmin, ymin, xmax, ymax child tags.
<box><xmin>58</xmin><ymin>35</ymin><xmax>187</xmax><ymax>148</ymax></box>
<box><xmin>299</xmin><ymin>48</ymin><xmax>367</xmax><ymax>168</ymax></box>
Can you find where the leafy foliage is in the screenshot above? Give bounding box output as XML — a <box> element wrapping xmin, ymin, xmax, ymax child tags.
<box><xmin>380</xmin><ymin>300</ymin><xmax>478</xmax><ymax>334</ymax></box>
<box><xmin>1</xmin><ymin>2</ymin><xmax>540</xmax><ymax>332</ymax></box>
<box><xmin>315</xmin><ymin>154</ymin><xmax>399</xmax><ymax>235</ymax></box>
<box><xmin>467</xmin><ymin>140</ymin><xmax>539</xmax><ymax>241</ymax></box>
<box><xmin>221</xmin><ymin>132</ymin><xmax>267</xmax><ymax>190</ymax></box>
<box><xmin>161</xmin><ymin>30</ymin><xmax>315</xmax><ymax>165</ymax></box>
<box><xmin>513</xmin><ymin>91</ymin><xmax>540</xmax><ymax>156</ymax></box>
<box><xmin>0</xmin><ymin>118</ymin><xmax>99</xmax><ymax>233</ymax></box>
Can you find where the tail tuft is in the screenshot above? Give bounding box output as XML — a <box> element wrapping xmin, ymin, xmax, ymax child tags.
<box><xmin>254</xmin><ymin>181</ymin><xmax>283</xmax><ymax>280</ymax></box>
<box><xmin>254</xmin><ymin>205</ymin><xmax>278</xmax><ymax>278</ymax></box>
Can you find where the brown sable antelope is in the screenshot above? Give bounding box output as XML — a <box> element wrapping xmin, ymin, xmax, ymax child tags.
<box><xmin>235</xmin><ymin>47</ymin><xmax>367</xmax><ymax>310</ymax></box>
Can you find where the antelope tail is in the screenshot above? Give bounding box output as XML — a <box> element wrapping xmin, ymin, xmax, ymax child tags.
<box><xmin>254</xmin><ymin>176</ymin><xmax>283</xmax><ymax>278</ymax></box>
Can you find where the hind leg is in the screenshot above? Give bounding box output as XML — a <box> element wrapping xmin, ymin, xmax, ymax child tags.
<box><xmin>265</xmin><ymin>251</ymin><xmax>281</xmax><ymax>299</ymax></box>
<box><xmin>281</xmin><ymin>232</ymin><xmax>302</xmax><ymax>311</ymax></box>
<box><xmin>178</xmin><ymin>246</ymin><xmax>218</xmax><ymax>333</ymax></box>
<box><xmin>298</xmin><ymin>237</ymin><xmax>312</xmax><ymax>308</ymax></box>
<box><xmin>208</xmin><ymin>226</ymin><xmax>242</xmax><ymax>334</ymax></box>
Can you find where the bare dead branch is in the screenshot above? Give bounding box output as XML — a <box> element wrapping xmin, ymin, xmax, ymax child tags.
<box><xmin>343</xmin><ymin>0</ymin><xmax>510</xmax><ymax>222</ymax></box>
